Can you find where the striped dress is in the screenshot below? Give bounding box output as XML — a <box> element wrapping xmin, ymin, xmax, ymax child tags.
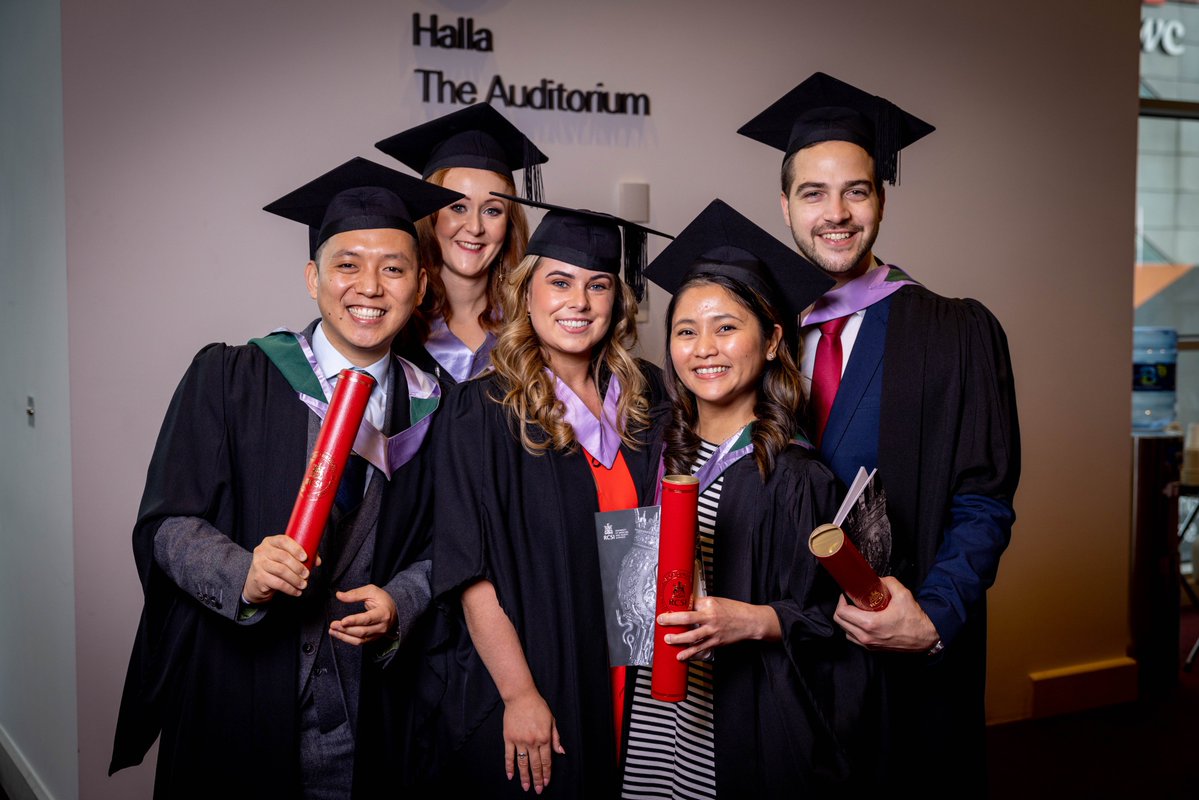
<box><xmin>620</xmin><ymin>439</ymin><xmax>723</xmax><ymax>799</ymax></box>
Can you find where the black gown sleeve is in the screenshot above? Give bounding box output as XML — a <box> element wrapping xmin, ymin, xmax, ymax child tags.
<box><xmin>430</xmin><ymin>378</ymin><xmax>499</xmax><ymax>599</ymax></box>
<box><xmin>133</xmin><ymin>344</ymin><xmax>235</xmax><ymax>592</ymax></box>
<box><xmin>768</xmin><ymin>452</ymin><xmax>841</xmax><ymax>649</ymax></box>
<box><xmin>113</xmin><ymin>344</ymin><xmax>232</xmax><ymax>773</ymax></box>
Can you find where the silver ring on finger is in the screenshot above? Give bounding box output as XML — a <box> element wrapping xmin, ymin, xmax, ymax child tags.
<box><xmin>517</xmin><ymin>752</ymin><xmax>528</xmax><ymax>760</ymax></box>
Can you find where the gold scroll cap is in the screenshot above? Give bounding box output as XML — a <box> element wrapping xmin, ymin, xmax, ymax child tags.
<box><xmin>808</xmin><ymin>523</ymin><xmax>845</xmax><ymax>557</ymax></box>
<box><xmin>662</xmin><ymin>474</ymin><xmax>699</xmax><ymax>487</ymax></box>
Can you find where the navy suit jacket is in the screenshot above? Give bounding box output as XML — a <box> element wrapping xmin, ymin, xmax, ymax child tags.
<box><xmin>820</xmin><ymin>295</ymin><xmax>890</xmax><ymax>486</ymax></box>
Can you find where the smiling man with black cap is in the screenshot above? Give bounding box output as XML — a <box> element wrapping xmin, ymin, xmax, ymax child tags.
<box><xmin>740</xmin><ymin>73</ymin><xmax>1021</xmax><ymax>792</ymax></box>
<box><xmin>109</xmin><ymin>157</ymin><xmax>463</xmax><ymax>798</ymax></box>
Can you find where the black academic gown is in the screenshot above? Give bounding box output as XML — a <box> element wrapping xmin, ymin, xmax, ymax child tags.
<box><xmin>408</xmin><ymin>369</ymin><xmax>663</xmax><ymax>798</ymax></box>
<box><xmin>109</xmin><ymin>339</ymin><xmax>431</xmax><ymax>798</ymax></box>
<box><xmin>623</xmin><ymin>445</ymin><xmax>882</xmax><ymax>796</ymax></box>
<box><xmin>875</xmin><ymin>286</ymin><xmax>1020</xmax><ymax>792</ymax></box>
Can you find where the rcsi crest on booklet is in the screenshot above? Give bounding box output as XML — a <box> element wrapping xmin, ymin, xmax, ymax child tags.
<box><xmin>595</xmin><ymin>505</ymin><xmax>660</xmax><ymax>667</ymax></box>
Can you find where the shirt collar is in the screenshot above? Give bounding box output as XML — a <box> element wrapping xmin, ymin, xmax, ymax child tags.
<box><xmin>311</xmin><ymin>322</ymin><xmax>391</xmax><ymax>396</ymax></box>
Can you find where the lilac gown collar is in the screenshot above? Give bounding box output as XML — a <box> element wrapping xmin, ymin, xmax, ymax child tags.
<box><xmin>552</xmin><ymin>371</ymin><xmax>624</xmax><ymax>468</ymax></box>
<box><xmin>804</xmin><ymin>264</ymin><xmax>919</xmax><ymax>326</ymax></box>
<box><xmin>691</xmin><ymin>423</ymin><xmax>755</xmax><ymax>492</ymax></box>
<box><xmin>424</xmin><ymin>316</ymin><xmax>497</xmax><ymax>383</ymax></box>
<box><xmin>654</xmin><ymin>423</ymin><xmax>755</xmax><ymax>502</ymax></box>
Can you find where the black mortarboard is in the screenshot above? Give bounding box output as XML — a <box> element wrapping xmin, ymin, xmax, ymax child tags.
<box><xmin>644</xmin><ymin>199</ymin><xmax>833</xmax><ymax>319</ymax></box>
<box><xmin>262</xmin><ymin>156</ymin><xmax>464</xmax><ymax>258</ymax></box>
<box><xmin>491</xmin><ymin>192</ymin><xmax>672</xmax><ymax>302</ymax></box>
<box><xmin>737</xmin><ymin>72</ymin><xmax>935</xmax><ymax>185</ymax></box>
<box><xmin>375</xmin><ymin>103</ymin><xmax>549</xmax><ymax>201</ymax></box>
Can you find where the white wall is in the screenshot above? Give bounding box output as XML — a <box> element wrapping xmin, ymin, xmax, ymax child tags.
<box><xmin>49</xmin><ymin>0</ymin><xmax>1141</xmax><ymax>796</ymax></box>
<box><xmin>0</xmin><ymin>1</ymin><xmax>80</xmax><ymax>799</ymax></box>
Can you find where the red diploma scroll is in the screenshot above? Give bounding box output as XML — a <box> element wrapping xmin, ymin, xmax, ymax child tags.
<box><xmin>284</xmin><ymin>368</ymin><xmax>375</xmax><ymax>566</ymax></box>
<box><xmin>808</xmin><ymin>523</ymin><xmax>891</xmax><ymax>611</ymax></box>
<box><xmin>651</xmin><ymin>474</ymin><xmax>699</xmax><ymax>702</ymax></box>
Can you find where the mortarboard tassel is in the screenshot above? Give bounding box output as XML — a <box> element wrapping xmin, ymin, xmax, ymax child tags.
<box><xmin>874</xmin><ymin>97</ymin><xmax>901</xmax><ymax>186</ymax></box>
<box><xmin>523</xmin><ymin>139</ymin><xmax>544</xmax><ymax>202</ymax></box>
<box><xmin>623</xmin><ymin>226</ymin><xmax>648</xmax><ymax>303</ymax></box>
<box><xmin>524</xmin><ymin>162</ymin><xmax>544</xmax><ymax>203</ymax></box>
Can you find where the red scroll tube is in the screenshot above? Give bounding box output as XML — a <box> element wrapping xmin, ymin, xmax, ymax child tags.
<box><xmin>808</xmin><ymin>523</ymin><xmax>891</xmax><ymax>611</ymax></box>
<box><xmin>651</xmin><ymin>474</ymin><xmax>699</xmax><ymax>702</ymax></box>
<box><xmin>284</xmin><ymin>368</ymin><xmax>375</xmax><ymax>567</ymax></box>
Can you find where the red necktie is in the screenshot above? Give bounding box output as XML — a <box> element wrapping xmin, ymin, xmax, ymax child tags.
<box><xmin>809</xmin><ymin>316</ymin><xmax>850</xmax><ymax>446</ymax></box>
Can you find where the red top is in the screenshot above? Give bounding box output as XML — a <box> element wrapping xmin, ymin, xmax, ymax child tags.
<box><xmin>584</xmin><ymin>447</ymin><xmax>638</xmax><ymax>760</ymax></box>
<box><xmin>586</xmin><ymin>449</ymin><xmax>638</xmax><ymax>513</ymax></box>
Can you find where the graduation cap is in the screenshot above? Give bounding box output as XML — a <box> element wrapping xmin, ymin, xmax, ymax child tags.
<box><xmin>491</xmin><ymin>192</ymin><xmax>672</xmax><ymax>302</ymax></box>
<box><xmin>375</xmin><ymin>103</ymin><xmax>549</xmax><ymax>201</ymax></box>
<box><xmin>644</xmin><ymin>199</ymin><xmax>833</xmax><ymax>319</ymax></box>
<box><xmin>737</xmin><ymin>72</ymin><xmax>935</xmax><ymax>185</ymax></box>
<box><xmin>263</xmin><ymin>156</ymin><xmax>464</xmax><ymax>258</ymax></box>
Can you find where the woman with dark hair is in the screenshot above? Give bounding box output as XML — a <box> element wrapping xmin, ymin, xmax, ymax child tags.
<box><xmin>412</xmin><ymin>197</ymin><xmax>671</xmax><ymax>797</ymax></box>
<box><xmin>375</xmin><ymin>103</ymin><xmax>544</xmax><ymax>385</ymax></box>
<box><xmin>621</xmin><ymin>200</ymin><xmax>878</xmax><ymax>797</ymax></box>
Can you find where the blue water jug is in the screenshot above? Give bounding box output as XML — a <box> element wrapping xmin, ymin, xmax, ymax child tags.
<box><xmin>1133</xmin><ymin>326</ymin><xmax>1177</xmax><ymax>431</ymax></box>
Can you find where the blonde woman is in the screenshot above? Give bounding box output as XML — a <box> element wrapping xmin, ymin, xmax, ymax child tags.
<box><xmin>413</xmin><ymin>198</ymin><xmax>669</xmax><ymax>797</ymax></box>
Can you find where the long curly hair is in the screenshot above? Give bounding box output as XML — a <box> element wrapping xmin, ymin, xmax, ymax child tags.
<box><xmin>663</xmin><ymin>273</ymin><xmax>805</xmax><ymax>480</ymax></box>
<box><xmin>408</xmin><ymin>168</ymin><xmax>530</xmax><ymax>341</ymax></box>
<box><xmin>490</xmin><ymin>254</ymin><xmax>652</xmax><ymax>455</ymax></box>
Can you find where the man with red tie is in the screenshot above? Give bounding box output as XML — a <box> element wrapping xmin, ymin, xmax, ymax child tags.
<box><xmin>740</xmin><ymin>73</ymin><xmax>1021</xmax><ymax>792</ymax></box>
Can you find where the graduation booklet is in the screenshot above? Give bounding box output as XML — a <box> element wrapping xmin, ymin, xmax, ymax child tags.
<box><xmin>595</xmin><ymin>506</ymin><xmax>661</xmax><ymax>667</ymax></box>
<box><xmin>836</xmin><ymin>467</ymin><xmax>892</xmax><ymax>576</ymax></box>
